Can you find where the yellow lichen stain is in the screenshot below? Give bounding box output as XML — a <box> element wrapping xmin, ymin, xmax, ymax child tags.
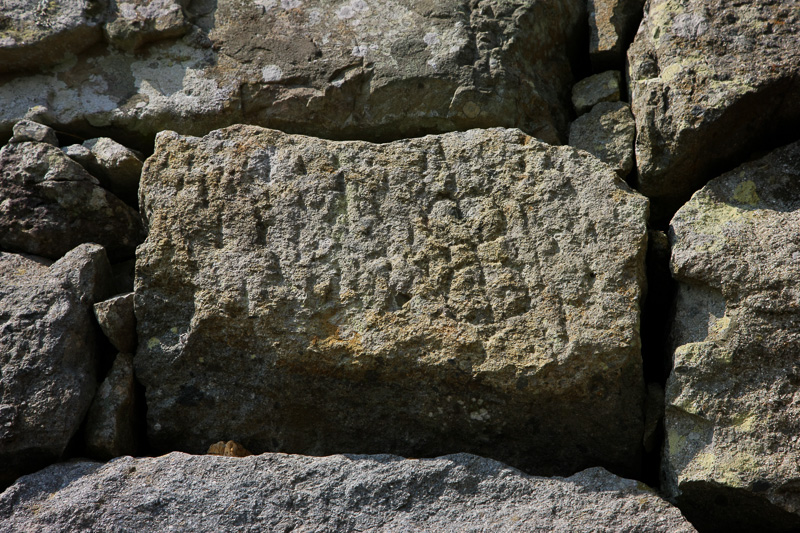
<box><xmin>147</xmin><ymin>337</ymin><xmax>160</xmax><ymax>349</ymax></box>
<box><xmin>690</xmin><ymin>195</ymin><xmax>757</xmax><ymax>253</ymax></box>
<box><xmin>170</xmin><ymin>326</ymin><xmax>179</xmax><ymax>334</ymax></box>
<box><xmin>731</xmin><ymin>412</ymin><xmax>756</xmax><ymax>432</ymax></box>
<box><xmin>463</xmin><ymin>101</ymin><xmax>481</xmax><ymax>119</ymax></box>
<box><xmin>667</xmin><ymin>427</ymin><xmax>687</xmax><ymax>455</ymax></box>
<box><xmin>661</xmin><ymin>62</ymin><xmax>683</xmax><ymax>81</ymax></box>
<box><xmin>714</xmin><ymin>347</ymin><xmax>733</xmax><ymax>365</ymax></box>
<box><xmin>733</xmin><ymin>180</ymin><xmax>760</xmax><ymax>205</ymax></box>
<box><xmin>709</xmin><ymin>315</ymin><xmax>731</xmax><ymax>337</ymax></box>
<box><xmin>649</xmin><ymin>0</ymin><xmax>682</xmax><ymax>40</ymax></box>
<box><xmin>718</xmin><ymin>453</ymin><xmax>758</xmax><ymax>488</ymax></box>
<box><xmin>694</xmin><ymin>451</ymin><xmax>716</xmax><ymax>472</ymax></box>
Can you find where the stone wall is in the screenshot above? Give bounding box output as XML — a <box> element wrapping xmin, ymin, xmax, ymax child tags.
<box><xmin>1</xmin><ymin>0</ymin><xmax>798</xmax><ymax>530</ymax></box>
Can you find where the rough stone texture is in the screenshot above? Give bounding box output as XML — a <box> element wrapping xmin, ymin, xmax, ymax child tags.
<box><xmin>94</xmin><ymin>293</ymin><xmax>137</xmax><ymax>355</ymax></box>
<box><xmin>84</xmin><ymin>353</ymin><xmax>139</xmax><ymax>460</ymax></box>
<box><xmin>0</xmin><ymin>0</ymin><xmax>105</xmax><ymax>74</ymax></box>
<box><xmin>0</xmin><ymin>244</ymin><xmax>112</xmax><ymax>487</ymax></box>
<box><xmin>105</xmin><ymin>0</ymin><xmax>190</xmax><ymax>52</ymax></box>
<box><xmin>665</xmin><ymin>141</ymin><xmax>800</xmax><ymax>532</ymax></box>
<box><xmin>9</xmin><ymin>119</ymin><xmax>58</xmax><ymax>146</ymax></box>
<box><xmin>136</xmin><ymin>125</ymin><xmax>648</xmax><ymax>477</ymax></box>
<box><xmin>628</xmin><ymin>0</ymin><xmax>800</xmax><ymax>222</ymax></box>
<box><xmin>588</xmin><ymin>0</ymin><xmax>646</xmax><ymax>70</ymax></box>
<box><xmin>83</xmin><ymin>137</ymin><xmax>144</xmax><ymax>205</ymax></box>
<box><xmin>0</xmin><ymin>140</ymin><xmax>145</xmax><ymax>261</ymax></box>
<box><xmin>0</xmin><ymin>452</ymin><xmax>696</xmax><ymax>532</ymax></box>
<box><xmin>0</xmin><ymin>0</ymin><xmax>586</xmax><ymax>148</ymax></box>
<box><xmin>571</xmin><ymin>71</ymin><xmax>622</xmax><ymax>115</ymax></box>
<box><xmin>569</xmin><ymin>101</ymin><xmax>635</xmax><ymax>177</ymax></box>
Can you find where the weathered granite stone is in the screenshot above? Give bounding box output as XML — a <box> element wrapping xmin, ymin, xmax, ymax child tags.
<box><xmin>588</xmin><ymin>0</ymin><xmax>646</xmax><ymax>70</ymax></box>
<box><xmin>0</xmin><ymin>0</ymin><xmax>585</xmax><ymax>147</ymax></box>
<box><xmin>9</xmin><ymin>119</ymin><xmax>58</xmax><ymax>146</ymax></box>
<box><xmin>84</xmin><ymin>353</ymin><xmax>139</xmax><ymax>460</ymax></box>
<box><xmin>569</xmin><ymin>101</ymin><xmax>635</xmax><ymax>177</ymax></box>
<box><xmin>136</xmin><ymin>125</ymin><xmax>648</xmax><ymax>477</ymax></box>
<box><xmin>94</xmin><ymin>293</ymin><xmax>136</xmax><ymax>354</ymax></box>
<box><xmin>0</xmin><ymin>452</ymin><xmax>697</xmax><ymax>532</ymax></box>
<box><xmin>572</xmin><ymin>70</ymin><xmax>622</xmax><ymax>115</ymax></box>
<box><xmin>665</xmin><ymin>141</ymin><xmax>800</xmax><ymax>532</ymax></box>
<box><xmin>0</xmin><ymin>244</ymin><xmax>112</xmax><ymax>487</ymax></box>
<box><xmin>628</xmin><ymin>0</ymin><xmax>800</xmax><ymax>222</ymax></box>
<box><xmin>0</xmin><ymin>0</ymin><xmax>106</xmax><ymax>74</ymax></box>
<box><xmin>104</xmin><ymin>0</ymin><xmax>190</xmax><ymax>52</ymax></box>
<box><xmin>83</xmin><ymin>137</ymin><xmax>144</xmax><ymax>205</ymax></box>
<box><xmin>0</xmin><ymin>140</ymin><xmax>145</xmax><ymax>261</ymax></box>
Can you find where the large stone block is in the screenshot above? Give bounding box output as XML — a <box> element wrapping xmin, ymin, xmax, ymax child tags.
<box><xmin>0</xmin><ymin>452</ymin><xmax>696</xmax><ymax>532</ymax></box>
<box><xmin>0</xmin><ymin>244</ymin><xmax>112</xmax><ymax>487</ymax></box>
<box><xmin>0</xmin><ymin>0</ymin><xmax>585</xmax><ymax>147</ymax></box>
<box><xmin>135</xmin><ymin>125</ymin><xmax>648</xmax><ymax>476</ymax></box>
<box><xmin>628</xmin><ymin>0</ymin><xmax>800</xmax><ymax>221</ymax></box>
<box><xmin>665</xmin><ymin>141</ymin><xmax>800</xmax><ymax>531</ymax></box>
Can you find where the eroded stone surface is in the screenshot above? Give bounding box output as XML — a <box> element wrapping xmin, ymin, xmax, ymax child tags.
<box><xmin>665</xmin><ymin>141</ymin><xmax>800</xmax><ymax>532</ymax></box>
<box><xmin>135</xmin><ymin>125</ymin><xmax>648</xmax><ymax>477</ymax></box>
<box><xmin>0</xmin><ymin>453</ymin><xmax>696</xmax><ymax>532</ymax></box>
<box><xmin>0</xmin><ymin>244</ymin><xmax>112</xmax><ymax>487</ymax></box>
<box><xmin>569</xmin><ymin>101</ymin><xmax>635</xmax><ymax>177</ymax></box>
<box><xmin>0</xmin><ymin>0</ymin><xmax>586</xmax><ymax>147</ymax></box>
<box><xmin>628</xmin><ymin>0</ymin><xmax>800</xmax><ymax>221</ymax></box>
<box><xmin>0</xmin><ymin>140</ymin><xmax>145</xmax><ymax>261</ymax></box>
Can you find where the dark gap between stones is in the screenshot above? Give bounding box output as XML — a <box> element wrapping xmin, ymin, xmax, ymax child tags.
<box><xmin>638</xmin><ymin>229</ymin><xmax>675</xmax><ymax>489</ymax></box>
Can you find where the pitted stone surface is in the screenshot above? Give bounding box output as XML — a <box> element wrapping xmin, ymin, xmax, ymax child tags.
<box><xmin>0</xmin><ymin>453</ymin><xmax>697</xmax><ymax>532</ymax></box>
<box><xmin>135</xmin><ymin>125</ymin><xmax>648</xmax><ymax>477</ymax></box>
<box><xmin>628</xmin><ymin>0</ymin><xmax>800</xmax><ymax>221</ymax></box>
<box><xmin>665</xmin><ymin>141</ymin><xmax>800</xmax><ymax>532</ymax></box>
